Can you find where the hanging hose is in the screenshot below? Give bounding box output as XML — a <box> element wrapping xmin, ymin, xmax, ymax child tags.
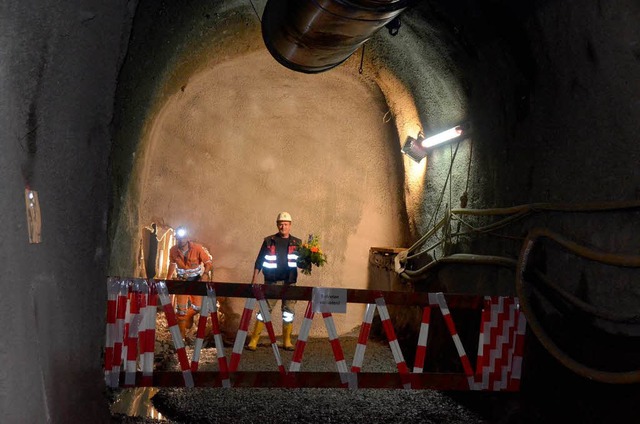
<box><xmin>517</xmin><ymin>227</ymin><xmax>640</xmax><ymax>384</ymax></box>
<box><xmin>399</xmin><ymin>200</ymin><xmax>640</xmax><ymax>278</ymax></box>
<box><xmin>399</xmin><ymin>253</ymin><xmax>516</xmax><ymax>278</ymax></box>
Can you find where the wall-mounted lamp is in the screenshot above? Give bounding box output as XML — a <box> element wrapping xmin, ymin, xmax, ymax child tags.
<box><xmin>401</xmin><ymin>134</ymin><xmax>428</xmax><ymax>163</ymax></box>
<box><xmin>401</xmin><ymin>122</ymin><xmax>471</xmax><ymax>163</ymax></box>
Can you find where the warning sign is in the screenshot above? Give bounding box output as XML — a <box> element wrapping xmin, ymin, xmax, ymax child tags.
<box><xmin>312</xmin><ymin>287</ymin><xmax>347</xmax><ymax>313</ymax></box>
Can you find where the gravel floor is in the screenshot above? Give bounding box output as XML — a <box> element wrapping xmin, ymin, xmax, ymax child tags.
<box><xmin>109</xmin><ymin>314</ymin><xmax>640</xmax><ymax>424</ymax></box>
<box><xmin>110</xmin><ymin>336</ymin><xmax>524</xmax><ymax>424</ymax></box>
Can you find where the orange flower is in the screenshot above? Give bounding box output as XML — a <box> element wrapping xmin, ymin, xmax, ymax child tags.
<box><xmin>310</xmin><ymin>247</ymin><xmax>319</xmax><ymax>253</ymax></box>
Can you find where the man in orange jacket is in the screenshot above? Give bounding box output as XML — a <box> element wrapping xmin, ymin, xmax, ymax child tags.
<box><xmin>166</xmin><ymin>226</ymin><xmax>213</xmax><ymax>340</ymax></box>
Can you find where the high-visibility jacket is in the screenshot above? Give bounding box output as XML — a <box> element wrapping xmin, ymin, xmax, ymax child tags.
<box><xmin>169</xmin><ymin>241</ymin><xmax>213</xmax><ymax>280</ymax></box>
<box><xmin>256</xmin><ymin>234</ymin><xmax>301</xmax><ymax>283</ymax></box>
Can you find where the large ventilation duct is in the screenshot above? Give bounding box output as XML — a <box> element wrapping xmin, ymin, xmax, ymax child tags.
<box><xmin>261</xmin><ymin>0</ymin><xmax>411</xmax><ymax>74</ymax></box>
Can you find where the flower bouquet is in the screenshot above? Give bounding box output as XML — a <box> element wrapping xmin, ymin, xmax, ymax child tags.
<box><xmin>297</xmin><ymin>234</ymin><xmax>328</xmax><ymax>275</ymax></box>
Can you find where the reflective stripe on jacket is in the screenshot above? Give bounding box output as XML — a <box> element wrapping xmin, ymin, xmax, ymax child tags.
<box><xmin>261</xmin><ymin>244</ymin><xmax>299</xmax><ymax>269</ymax></box>
<box><xmin>259</xmin><ymin>234</ymin><xmax>301</xmax><ymax>283</ymax></box>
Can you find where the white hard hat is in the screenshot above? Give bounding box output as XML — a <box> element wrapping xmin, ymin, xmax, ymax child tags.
<box><xmin>276</xmin><ymin>211</ymin><xmax>292</xmax><ymax>222</ymax></box>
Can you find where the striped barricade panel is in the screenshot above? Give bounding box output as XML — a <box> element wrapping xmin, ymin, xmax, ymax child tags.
<box><xmin>474</xmin><ymin>296</ymin><xmax>525</xmax><ymax>391</ymax></box>
<box><xmin>104</xmin><ymin>278</ymin><xmax>120</xmax><ymax>386</ymax></box>
<box><xmin>141</xmin><ymin>281</ymin><xmax>156</xmax><ymax>386</ymax></box>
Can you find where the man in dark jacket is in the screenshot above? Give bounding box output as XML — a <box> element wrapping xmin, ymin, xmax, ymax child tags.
<box><xmin>246</xmin><ymin>212</ymin><xmax>301</xmax><ymax>351</ymax></box>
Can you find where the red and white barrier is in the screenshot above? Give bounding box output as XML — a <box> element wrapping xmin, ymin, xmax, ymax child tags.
<box><xmin>474</xmin><ymin>296</ymin><xmax>525</xmax><ymax>391</ymax></box>
<box><xmin>140</xmin><ymin>281</ymin><xmax>156</xmax><ymax>386</ymax></box>
<box><xmin>322</xmin><ymin>312</ymin><xmax>349</xmax><ymax>384</ymax></box>
<box><xmin>104</xmin><ymin>278</ymin><xmax>121</xmax><ymax>386</ymax></box>
<box><xmin>286</xmin><ymin>302</ymin><xmax>348</xmax><ymax>386</ymax></box>
<box><xmin>190</xmin><ymin>290</ymin><xmax>211</xmax><ymax>372</ymax></box>
<box><xmin>229</xmin><ymin>297</ymin><xmax>256</xmax><ymax>372</ymax></box>
<box><xmin>189</xmin><ymin>284</ymin><xmax>230</xmax><ymax>387</ymax></box>
<box><xmin>351</xmin><ymin>303</ymin><xmax>376</xmax><ymax>373</ymax></box>
<box><xmin>110</xmin><ymin>280</ymin><xmax>129</xmax><ymax>387</ymax></box>
<box><xmin>508</xmin><ymin>310</ymin><xmax>526</xmax><ymax>391</ymax></box>
<box><xmin>431</xmin><ymin>292</ymin><xmax>475</xmax><ymax>389</ymax></box>
<box><xmin>104</xmin><ymin>279</ymin><xmax>527</xmax><ymax>391</ymax></box>
<box><xmin>254</xmin><ymin>286</ymin><xmax>286</xmax><ymax>376</ymax></box>
<box><xmin>125</xmin><ymin>281</ymin><xmax>144</xmax><ymax>386</ymax></box>
<box><xmin>157</xmin><ymin>281</ymin><xmax>194</xmax><ymax>387</ymax></box>
<box><xmin>229</xmin><ymin>285</ymin><xmax>287</xmax><ymax>376</ymax></box>
<box><xmin>375</xmin><ymin>296</ymin><xmax>411</xmax><ymax>389</ymax></box>
<box><xmin>289</xmin><ymin>301</ymin><xmax>315</xmax><ymax>372</ymax></box>
<box><xmin>412</xmin><ymin>306</ymin><xmax>432</xmax><ymax>373</ymax></box>
<box><xmin>206</xmin><ymin>284</ymin><xmax>231</xmax><ymax>388</ymax></box>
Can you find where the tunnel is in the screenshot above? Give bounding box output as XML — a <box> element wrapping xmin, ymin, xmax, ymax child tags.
<box><xmin>1</xmin><ymin>0</ymin><xmax>639</xmax><ymax>423</ymax></box>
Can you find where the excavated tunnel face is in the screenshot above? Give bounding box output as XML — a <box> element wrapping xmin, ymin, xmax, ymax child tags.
<box><xmin>109</xmin><ymin>0</ymin><xmax>470</xmax><ymax>337</ymax></box>
<box><xmin>108</xmin><ymin>0</ymin><xmax>479</xmax><ymax>339</ymax></box>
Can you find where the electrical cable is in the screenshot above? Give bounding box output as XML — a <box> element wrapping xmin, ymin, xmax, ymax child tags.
<box><xmin>401</xmin><ymin>253</ymin><xmax>517</xmax><ymax>278</ymax></box>
<box><xmin>517</xmin><ymin>227</ymin><xmax>640</xmax><ymax>384</ymax></box>
<box><xmin>248</xmin><ymin>0</ymin><xmax>261</xmax><ymax>21</ymax></box>
<box><xmin>530</xmin><ymin>268</ymin><xmax>640</xmax><ymax>323</ymax></box>
<box><xmin>428</xmin><ymin>139</ymin><xmax>460</xmax><ymax>231</ymax></box>
<box><xmin>403</xmin><ymin>200</ymin><xmax>640</xmax><ymax>271</ymax></box>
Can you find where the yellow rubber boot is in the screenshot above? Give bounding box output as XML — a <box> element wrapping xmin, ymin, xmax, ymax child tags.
<box><xmin>282</xmin><ymin>322</ymin><xmax>295</xmax><ymax>351</ymax></box>
<box><xmin>246</xmin><ymin>321</ymin><xmax>265</xmax><ymax>351</ymax></box>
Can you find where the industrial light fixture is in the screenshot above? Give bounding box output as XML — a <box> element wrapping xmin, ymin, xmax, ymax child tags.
<box><xmin>401</xmin><ymin>133</ymin><xmax>428</xmax><ymax>163</ymax></box>
<box><xmin>401</xmin><ymin>122</ymin><xmax>471</xmax><ymax>163</ymax></box>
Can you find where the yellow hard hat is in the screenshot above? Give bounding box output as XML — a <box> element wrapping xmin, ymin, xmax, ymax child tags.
<box><xmin>276</xmin><ymin>211</ymin><xmax>292</xmax><ymax>222</ymax></box>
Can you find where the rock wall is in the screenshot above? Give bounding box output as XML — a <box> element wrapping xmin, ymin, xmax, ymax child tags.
<box><xmin>0</xmin><ymin>1</ymin><xmax>135</xmax><ymax>422</ymax></box>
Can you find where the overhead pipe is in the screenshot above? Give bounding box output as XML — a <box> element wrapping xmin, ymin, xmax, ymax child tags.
<box><xmin>261</xmin><ymin>0</ymin><xmax>412</xmax><ymax>73</ymax></box>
